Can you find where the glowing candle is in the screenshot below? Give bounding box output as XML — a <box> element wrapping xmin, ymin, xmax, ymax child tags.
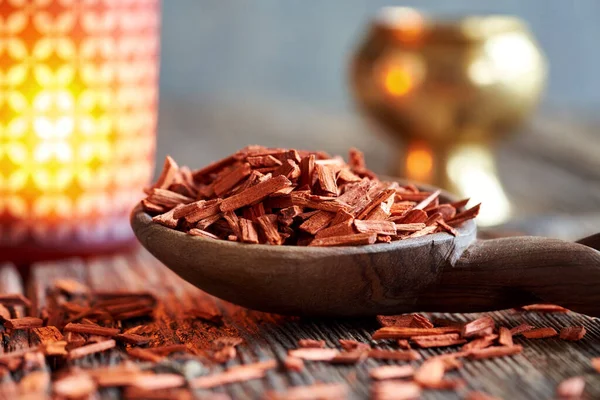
<box><xmin>0</xmin><ymin>0</ymin><xmax>160</xmax><ymax>262</ymax></box>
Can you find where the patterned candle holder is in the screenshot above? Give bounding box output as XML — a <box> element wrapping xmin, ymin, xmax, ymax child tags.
<box><xmin>0</xmin><ymin>0</ymin><xmax>160</xmax><ymax>262</ymax></box>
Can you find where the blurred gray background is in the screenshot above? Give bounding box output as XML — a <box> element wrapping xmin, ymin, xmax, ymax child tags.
<box><xmin>155</xmin><ymin>0</ymin><xmax>600</xmax><ymax>173</ymax></box>
<box><xmin>159</xmin><ymin>0</ymin><xmax>600</xmax><ymax>112</ymax></box>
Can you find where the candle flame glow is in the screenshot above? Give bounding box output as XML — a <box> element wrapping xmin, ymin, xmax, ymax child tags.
<box><xmin>0</xmin><ymin>0</ymin><xmax>159</xmax><ymax>249</ymax></box>
<box><xmin>405</xmin><ymin>141</ymin><xmax>434</xmax><ymax>182</ymax></box>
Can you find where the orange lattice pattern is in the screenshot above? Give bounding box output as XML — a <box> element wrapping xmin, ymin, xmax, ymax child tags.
<box><xmin>0</xmin><ymin>0</ymin><xmax>159</xmax><ymax>248</ymax></box>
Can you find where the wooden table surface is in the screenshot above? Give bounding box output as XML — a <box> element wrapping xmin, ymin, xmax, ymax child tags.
<box><xmin>1</xmin><ymin>104</ymin><xmax>599</xmax><ymax>399</ymax></box>
<box><xmin>2</xmin><ymin>247</ymin><xmax>600</xmax><ymax>399</ymax></box>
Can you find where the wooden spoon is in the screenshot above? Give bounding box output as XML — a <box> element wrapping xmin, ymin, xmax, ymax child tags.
<box><xmin>131</xmin><ymin>197</ymin><xmax>600</xmax><ymax>317</ymax></box>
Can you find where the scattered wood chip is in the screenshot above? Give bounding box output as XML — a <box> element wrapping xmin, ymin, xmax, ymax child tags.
<box><xmin>367</xmin><ymin>349</ymin><xmax>421</xmax><ymax>361</ymax></box>
<box><xmin>462</xmin><ymin>335</ymin><xmax>499</xmax><ymax>351</ymax></box>
<box><xmin>369</xmin><ymin>365</ymin><xmax>415</xmax><ymax>380</ymax></box>
<box><xmin>114</xmin><ymin>333</ymin><xmax>151</xmax><ymax>346</ymax></box>
<box><xmin>462</xmin><ymin>316</ymin><xmax>495</xmax><ymax>338</ymax></box>
<box><xmin>521</xmin><ymin>304</ymin><xmax>569</xmax><ymax>313</ymax></box>
<box><xmin>284</xmin><ymin>356</ymin><xmax>304</xmax><ymax>372</ymax></box>
<box><xmin>266</xmin><ymin>383</ymin><xmax>348</xmax><ymax>400</ymax></box>
<box><xmin>149</xmin><ymin>344</ymin><xmax>189</xmax><ymax>356</ymax></box>
<box><xmin>498</xmin><ymin>327</ymin><xmax>514</xmax><ymax>347</ymax></box>
<box><xmin>211</xmin><ymin>345</ymin><xmax>236</xmax><ymax>363</ymax></box>
<box><xmin>53</xmin><ymin>279</ymin><xmax>90</xmax><ymax>296</ymax></box>
<box><xmin>130</xmin><ymin>373</ymin><xmax>186</xmax><ymax>390</ymax></box>
<box><xmin>330</xmin><ymin>350</ymin><xmax>368</xmax><ymax>365</ymax></box>
<box><xmin>560</xmin><ymin>326</ymin><xmax>586</xmax><ymax>341</ymax></box>
<box><xmin>68</xmin><ymin>339</ymin><xmax>116</xmax><ymax>360</ymax></box>
<box><xmin>213</xmin><ymin>336</ymin><xmax>244</xmax><ymax>349</ymax></box>
<box><xmin>187</xmin><ymin>308</ymin><xmax>223</xmax><ymax>324</ymax></box>
<box><xmin>64</xmin><ymin>322</ymin><xmax>120</xmax><ymax>336</ymax></box>
<box><xmin>372</xmin><ymin>381</ymin><xmax>422</xmax><ymax>400</ymax></box>
<box><xmin>190</xmin><ymin>360</ymin><xmax>276</xmax><ymax>389</ymax></box>
<box><xmin>465</xmin><ymin>391</ymin><xmax>502</xmax><ymax>400</ymax></box>
<box><xmin>467</xmin><ymin>345</ymin><xmax>523</xmax><ymax>360</ymax></box>
<box><xmin>373</xmin><ymin>326</ymin><xmax>460</xmax><ymax>340</ymax></box>
<box><xmin>53</xmin><ymin>373</ymin><xmax>97</xmax><ymax>399</ymax></box>
<box><xmin>19</xmin><ymin>370</ymin><xmax>50</xmax><ymax>395</ymax></box>
<box><xmin>338</xmin><ymin>339</ymin><xmax>371</xmax><ymax>352</ymax></box>
<box><xmin>412</xmin><ymin>333</ymin><xmax>467</xmax><ymax>348</ymax></box>
<box><xmin>127</xmin><ymin>347</ymin><xmax>164</xmax><ymax>363</ymax></box>
<box><xmin>397</xmin><ymin>339</ymin><xmax>411</xmax><ymax>349</ymax></box>
<box><xmin>376</xmin><ymin>314</ymin><xmax>415</xmax><ymax>328</ymax></box>
<box><xmin>288</xmin><ymin>348</ymin><xmax>339</xmax><ymax>361</ymax></box>
<box><xmin>4</xmin><ymin>317</ymin><xmax>43</xmax><ymax>330</ymax></box>
<box><xmin>414</xmin><ymin>358</ymin><xmax>446</xmax><ymax>388</ymax></box>
<box><xmin>510</xmin><ymin>323</ymin><xmax>535</xmax><ymax>336</ymax></box>
<box><xmin>522</xmin><ymin>327</ymin><xmax>558</xmax><ymax>339</ymax></box>
<box><xmin>410</xmin><ymin>314</ymin><xmax>434</xmax><ymax>329</ymax></box>
<box><xmin>298</xmin><ymin>339</ymin><xmax>325</xmax><ymax>348</ymax></box>
<box><xmin>89</xmin><ymin>364</ymin><xmax>142</xmax><ymax>387</ymax></box>
<box><xmin>591</xmin><ymin>357</ymin><xmax>600</xmax><ymax>373</ymax></box>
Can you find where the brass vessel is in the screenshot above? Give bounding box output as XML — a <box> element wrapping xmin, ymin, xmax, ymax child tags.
<box><xmin>349</xmin><ymin>8</ymin><xmax>547</xmax><ymax>225</ymax></box>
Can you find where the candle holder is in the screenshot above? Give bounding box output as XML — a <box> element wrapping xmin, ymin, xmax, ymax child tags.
<box><xmin>0</xmin><ymin>0</ymin><xmax>160</xmax><ymax>263</ymax></box>
<box><xmin>349</xmin><ymin>8</ymin><xmax>547</xmax><ymax>226</ymax></box>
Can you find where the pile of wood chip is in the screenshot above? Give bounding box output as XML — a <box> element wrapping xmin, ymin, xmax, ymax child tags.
<box><xmin>0</xmin><ymin>278</ymin><xmax>595</xmax><ymax>399</ymax></box>
<box><xmin>140</xmin><ymin>146</ymin><xmax>479</xmax><ymax>246</ymax></box>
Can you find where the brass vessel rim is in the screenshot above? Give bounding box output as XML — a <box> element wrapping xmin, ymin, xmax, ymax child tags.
<box><xmin>374</xmin><ymin>7</ymin><xmax>528</xmax><ymax>43</ymax></box>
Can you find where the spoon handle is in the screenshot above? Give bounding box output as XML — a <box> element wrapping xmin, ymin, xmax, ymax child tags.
<box><xmin>417</xmin><ymin>233</ymin><xmax>600</xmax><ymax>317</ymax></box>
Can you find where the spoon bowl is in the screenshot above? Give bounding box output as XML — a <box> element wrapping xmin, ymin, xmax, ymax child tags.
<box><xmin>131</xmin><ymin>187</ymin><xmax>600</xmax><ymax>317</ymax></box>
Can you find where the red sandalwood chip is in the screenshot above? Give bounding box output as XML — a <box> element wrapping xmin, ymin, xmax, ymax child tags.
<box><xmin>591</xmin><ymin>357</ymin><xmax>600</xmax><ymax>373</ymax></box>
<box><xmin>284</xmin><ymin>357</ymin><xmax>304</xmax><ymax>372</ymax></box>
<box><xmin>367</xmin><ymin>349</ymin><xmax>421</xmax><ymax>361</ymax></box>
<box><xmin>510</xmin><ymin>323</ymin><xmax>535</xmax><ymax>336</ymax></box>
<box><xmin>266</xmin><ymin>383</ymin><xmax>347</xmax><ymax>400</ymax></box>
<box><xmin>297</xmin><ymin>339</ymin><xmax>325</xmax><ymax>348</ymax></box>
<box><xmin>520</xmin><ymin>304</ymin><xmax>569</xmax><ymax>313</ymax></box>
<box><xmin>288</xmin><ymin>348</ymin><xmax>339</xmax><ymax>361</ymax></box>
<box><xmin>466</xmin><ymin>392</ymin><xmax>502</xmax><ymax>400</ymax></box>
<box><xmin>372</xmin><ymin>381</ymin><xmax>421</xmax><ymax>400</ymax></box>
<box><xmin>142</xmin><ymin>147</ymin><xmax>477</xmax><ymax>247</ymax></box>
<box><xmin>369</xmin><ymin>365</ymin><xmax>415</xmax><ymax>380</ymax></box>
<box><xmin>498</xmin><ymin>327</ymin><xmax>514</xmax><ymax>347</ymax></box>
<box><xmin>373</xmin><ymin>326</ymin><xmax>460</xmax><ymax>340</ymax></box>
<box><xmin>462</xmin><ymin>316</ymin><xmax>495</xmax><ymax>339</ymax></box>
<box><xmin>559</xmin><ymin>326</ymin><xmax>586</xmax><ymax>341</ymax></box>
<box><xmin>467</xmin><ymin>345</ymin><xmax>523</xmax><ymax>360</ymax></box>
<box><xmin>521</xmin><ymin>327</ymin><xmax>558</xmax><ymax>339</ymax></box>
<box><xmin>412</xmin><ymin>333</ymin><xmax>467</xmax><ymax>349</ymax></box>
<box><xmin>414</xmin><ymin>358</ymin><xmax>446</xmax><ymax>388</ymax></box>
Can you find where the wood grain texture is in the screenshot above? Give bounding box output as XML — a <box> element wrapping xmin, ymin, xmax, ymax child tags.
<box><xmin>10</xmin><ymin>250</ymin><xmax>600</xmax><ymax>399</ymax></box>
<box><xmin>419</xmin><ymin>237</ymin><xmax>600</xmax><ymax>317</ymax></box>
